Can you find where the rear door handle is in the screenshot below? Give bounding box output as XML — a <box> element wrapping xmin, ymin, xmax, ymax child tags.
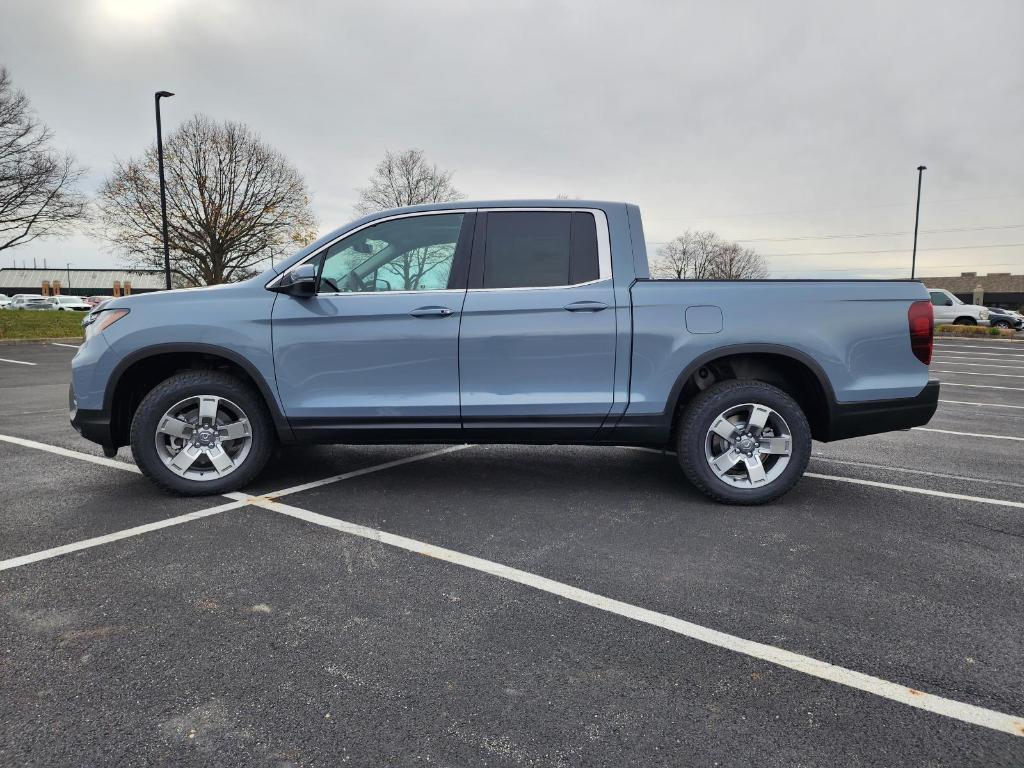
<box><xmin>410</xmin><ymin>306</ymin><xmax>456</xmax><ymax>318</ymax></box>
<box><xmin>563</xmin><ymin>301</ymin><xmax>608</xmax><ymax>312</ymax></box>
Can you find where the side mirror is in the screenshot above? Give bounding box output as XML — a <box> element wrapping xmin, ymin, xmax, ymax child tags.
<box><xmin>273</xmin><ymin>263</ymin><xmax>318</xmax><ymax>297</ymax></box>
<box><xmin>945</xmin><ymin>299</ymin><xmax>954</xmax><ymax>306</ymax></box>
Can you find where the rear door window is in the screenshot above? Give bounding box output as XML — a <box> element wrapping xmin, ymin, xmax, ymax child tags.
<box><xmin>481</xmin><ymin>211</ymin><xmax>600</xmax><ymax>289</ymax></box>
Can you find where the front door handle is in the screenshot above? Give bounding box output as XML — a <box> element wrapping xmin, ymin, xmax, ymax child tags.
<box><xmin>410</xmin><ymin>306</ymin><xmax>456</xmax><ymax>318</ymax></box>
<box><xmin>563</xmin><ymin>301</ymin><xmax>608</xmax><ymax>313</ymax></box>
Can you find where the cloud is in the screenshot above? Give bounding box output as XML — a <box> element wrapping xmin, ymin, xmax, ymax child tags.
<box><xmin>2</xmin><ymin>0</ymin><xmax>1022</xmax><ymax>277</ymax></box>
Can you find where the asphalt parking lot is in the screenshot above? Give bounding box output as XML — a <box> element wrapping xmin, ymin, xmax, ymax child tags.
<box><xmin>1</xmin><ymin>338</ymin><xmax>1022</xmax><ymax>766</ymax></box>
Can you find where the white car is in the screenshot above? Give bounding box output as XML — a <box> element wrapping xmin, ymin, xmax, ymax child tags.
<box><xmin>0</xmin><ymin>294</ymin><xmax>10</xmax><ymax>309</ymax></box>
<box><xmin>6</xmin><ymin>294</ymin><xmax>46</xmax><ymax>310</ymax></box>
<box><xmin>926</xmin><ymin>288</ymin><xmax>990</xmax><ymax>326</ymax></box>
<box><xmin>46</xmin><ymin>295</ymin><xmax>92</xmax><ymax>312</ymax></box>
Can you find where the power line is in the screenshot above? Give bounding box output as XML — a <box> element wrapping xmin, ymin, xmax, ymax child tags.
<box><xmin>642</xmin><ymin>193</ymin><xmax>1024</xmax><ymax>222</ymax></box>
<box><xmin>734</xmin><ymin>223</ymin><xmax>1024</xmax><ymax>244</ymax></box>
<box><xmin>774</xmin><ymin>261</ymin><xmax>1022</xmax><ymax>274</ymax></box>
<box><xmin>760</xmin><ymin>242</ymin><xmax>1024</xmax><ymax>259</ymax></box>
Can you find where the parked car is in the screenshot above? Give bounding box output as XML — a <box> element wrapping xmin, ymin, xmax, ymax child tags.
<box><xmin>71</xmin><ymin>200</ymin><xmax>939</xmax><ymax>505</ymax></box>
<box><xmin>84</xmin><ymin>295</ymin><xmax>109</xmax><ymax>308</ymax></box>
<box><xmin>45</xmin><ymin>295</ymin><xmax>92</xmax><ymax>312</ymax></box>
<box><xmin>0</xmin><ymin>294</ymin><xmax>10</xmax><ymax>309</ymax></box>
<box><xmin>926</xmin><ymin>288</ymin><xmax>990</xmax><ymax>326</ymax></box>
<box><xmin>986</xmin><ymin>307</ymin><xmax>1023</xmax><ymax>330</ymax></box>
<box><xmin>22</xmin><ymin>297</ymin><xmax>53</xmax><ymax>310</ymax></box>
<box><xmin>5</xmin><ymin>294</ymin><xmax>45</xmax><ymax>309</ymax></box>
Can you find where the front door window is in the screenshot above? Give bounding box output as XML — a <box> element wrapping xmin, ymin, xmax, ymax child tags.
<box><xmin>317</xmin><ymin>213</ymin><xmax>465</xmax><ymax>293</ymax></box>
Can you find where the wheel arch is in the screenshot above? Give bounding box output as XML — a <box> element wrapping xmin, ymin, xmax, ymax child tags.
<box><xmin>664</xmin><ymin>344</ymin><xmax>836</xmax><ymax>442</ymax></box>
<box><xmin>104</xmin><ymin>343</ymin><xmax>293</xmax><ymax>448</ymax></box>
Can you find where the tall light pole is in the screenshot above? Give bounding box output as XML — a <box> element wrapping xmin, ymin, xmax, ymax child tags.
<box><xmin>911</xmin><ymin>164</ymin><xmax>926</xmax><ymax>279</ymax></box>
<box><xmin>155</xmin><ymin>90</ymin><xmax>175</xmax><ymax>290</ymax></box>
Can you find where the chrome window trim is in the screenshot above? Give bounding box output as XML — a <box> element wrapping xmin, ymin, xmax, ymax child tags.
<box><xmin>474</xmin><ymin>207</ymin><xmax>612</xmax><ymax>288</ymax></box>
<box><xmin>265</xmin><ymin>206</ymin><xmax>612</xmax><ymax>293</ymax></box>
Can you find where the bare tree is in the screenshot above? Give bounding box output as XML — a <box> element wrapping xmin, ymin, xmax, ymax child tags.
<box><xmin>97</xmin><ymin>115</ymin><xmax>317</xmax><ymax>286</ymax></box>
<box><xmin>709</xmin><ymin>242</ymin><xmax>769</xmax><ymax>279</ymax></box>
<box><xmin>652</xmin><ymin>229</ymin><xmax>768</xmax><ymax>280</ymax></box>
<box><xmin>0</xmin><ymin>67</ymin><xmax>87</xmax><ymax>252</ymax></box>
<box><xmin>652</xmin><ymin>235</ymin><xmax>695</xmax><ymax>279</ymax></box>
<box><xmin>354</xmin><ymin>149</ymin><xmax>462</xmax><ymax>215</ymax></box>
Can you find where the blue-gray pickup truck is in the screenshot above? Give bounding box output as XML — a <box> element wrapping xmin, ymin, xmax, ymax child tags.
<box><xmin>70</xmin><ymin>200</ymin><xmax>939</xmax><ymax>504</ymax></box>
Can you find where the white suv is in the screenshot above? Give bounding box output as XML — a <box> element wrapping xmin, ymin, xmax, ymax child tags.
<box><xmin>926</xmin><ymin>288</ymin><xmax>990</xmax><ymax>326</ymax></box>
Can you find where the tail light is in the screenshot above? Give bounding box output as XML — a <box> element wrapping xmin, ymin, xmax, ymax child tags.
<box><xmin>908</xmin><ymin>300</ymin><xmax>933</xmax><ymax>365</ymax></box>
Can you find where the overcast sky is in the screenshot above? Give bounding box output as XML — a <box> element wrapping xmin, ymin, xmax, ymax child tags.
<box><xmin>2</xmin><ymin>0</ymin><xmax>1022</xmax><ymax>278</ymax></box>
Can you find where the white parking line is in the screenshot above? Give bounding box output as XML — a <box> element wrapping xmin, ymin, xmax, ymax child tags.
<box><xmin>810</xmin><ymin>456</ymin><xmax>1024</xmax><ymax>489</ymax></box>
<box><xmin>0</xmin><ymin>357</ymin><xmax>36</xmax><ymax>366</ymax></box>
<box><xmin>912</xmin><ymin>426</ymin><xmax>1024</xmax><ymax>441</ymax></box>
<box><xmin>0</xmin><ymin>500</ymin><xmax>248</xmax><ymax>572</ymax></box>
<box><xmin>804</xmin><ymin>472</ymin><xmax>1024</xmax><ymax>510</ymax></box>
<box><xmin>942</xmin><ymin>382</ymin><xmax>1024</xmax><ymax>391</ymax></box>
<box><xmin>258</xmin><ymin>445</ymin><xmax>472</xmax><ymax>499</ymax></box>
<box><xmin>932</xmin><ymin>360</ymin><xmax>1024</xmax><ymax>369</ymax></box>
<box><xmin>932</xmin><ymin>350</ymin><xmax>1024</xmax><ymax>359</ymax></box>
<box><xmin>0</xmin><ymin>437</ymin><xmax>469</xmax><ymax>570</ymax></box>
<box><xmin>935</xmin><ymin>343</ymin><xmax>1023</xmax><ymax>353</ymax></box>
<box><xmin>50</xmin><ymin>342</ymin><xmax>80</xmax><ymax>349</ymax></box>
<box><xmin>932</xmin><ymin>369</ymin><xmax>1024</xmax><ymax>379</ymax></box>
<box><xmin>939</xmin><ymin>399</ymin><xmax>1024</xmax><ymax>410</ymax></box>
<box><xmin>0</xmin><ymin>434</ymin><xmax>141</xmax><ymax>473</ymax></box>
<box><xmin>251</xmin><ymin>494</ymin><xmax>1024</xmax><ymax>738</ymax></box>
<box><xmin>0</xmin><ymin>407</ymin><xmax>67</xmax><ymax>417</ymax></box>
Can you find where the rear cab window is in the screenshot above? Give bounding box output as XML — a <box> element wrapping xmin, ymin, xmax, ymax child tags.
<box><xmin>479</xmin><ymin>211</ymin><xmax>600</xmax><ymax>289</ymax></box>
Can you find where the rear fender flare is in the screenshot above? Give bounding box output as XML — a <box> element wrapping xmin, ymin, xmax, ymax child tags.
<box><xmin>663</xmin><ymin>343</ymin><xmax>837</xmax><ymax>422</ymax></box>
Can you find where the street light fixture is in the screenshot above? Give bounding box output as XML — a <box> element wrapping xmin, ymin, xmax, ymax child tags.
<box><xmin>155</xmin><ymin>90</ymin><xmax>175</xmax><ymax>290</ymax></box>
<box><xmin>911</xmin><ymin>165</ymin><xmax>926</xmax><ymax>279</ymax></box>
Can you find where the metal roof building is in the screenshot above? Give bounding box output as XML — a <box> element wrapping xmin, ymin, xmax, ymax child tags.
<box><xmin>918</xmin><ymin>272</ymin><xmax>1024</xmax><ymax>310</ymax></box>
<box><xmin>0</xmin><ymin>268</ymin><xmax>166</xmax><ymax>296</ymax></box>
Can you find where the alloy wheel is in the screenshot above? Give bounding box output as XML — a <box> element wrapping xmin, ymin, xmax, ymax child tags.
<box><xmin>154</xmin><ymin>395</ymin><xmax>253</xmax><ymax>481</ymax></box>
<box><xmin>704</xmin><ymin>402</ymin><xmax>793</xmax><ymax>488</ymax></box>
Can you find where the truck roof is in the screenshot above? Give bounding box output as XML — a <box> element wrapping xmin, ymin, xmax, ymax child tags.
<box><xmin>360</xmin><ymin>199</ymin><xmax>631</xmax><ymax>215</ymax></box>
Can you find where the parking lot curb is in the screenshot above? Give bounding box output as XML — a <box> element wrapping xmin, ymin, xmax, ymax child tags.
<box><xmin>0</xmin><ymin>336</ymin><xmax>83</xmax><ymax>345</ymax></box>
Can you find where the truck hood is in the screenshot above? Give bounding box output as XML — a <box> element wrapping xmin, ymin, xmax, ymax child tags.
<box><xmin>101</xmin><ymin>279</ymin><xmax>258</xmax><ymax>310</ymax></box>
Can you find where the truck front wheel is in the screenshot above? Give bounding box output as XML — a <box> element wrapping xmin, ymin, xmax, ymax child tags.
<box><xmin>130</xmin><ymin>370</ymin><xmax>274</xmax><ymax>496</ymax></box>
<box><xmin>676</xmin><ymin>380</ymin><xmax>811</xmax><ymax>505</ymax></box>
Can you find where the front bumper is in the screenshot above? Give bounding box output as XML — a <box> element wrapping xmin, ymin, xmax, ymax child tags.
<box><xmin>69</xmin><ymin>383</ymin><xmax>113</xmax><ymax>447</ymax></box>
<box><xmin>823</xmin><ymin>380</ymin><xmax>940</xmax><ymax>441</ymax></box>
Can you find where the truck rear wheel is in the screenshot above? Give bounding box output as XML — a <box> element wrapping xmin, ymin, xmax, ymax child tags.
<box><xmin>676</xmin><ymin>380</ymin><xmax>811</xmax><ymax>505</ymax></box>
<box><xmin>130</xmin><ymin>371</ymin><xmax>274</xmax><ymax>496</ymax></box>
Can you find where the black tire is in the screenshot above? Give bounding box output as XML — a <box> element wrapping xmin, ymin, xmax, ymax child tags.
<box><xmin>953</xmin><ymin>317</ymin><xmax>976</xmax><ymax>326</ymax></box>
<box><xmin>993</xmin><ymin>320</ymin><xmax>1011</xmax><ymax>329</ymax></box>
<box><xmin>130</xmin><ymin>370</ymin><xmax>274</xmax><ymax>496</ymax></box>
<box><xmin>676</xmin><ymin>379</ymin><xmax>811</xmax><ymax>505</ymax></box>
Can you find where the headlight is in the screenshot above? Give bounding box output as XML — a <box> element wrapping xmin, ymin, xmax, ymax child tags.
<box><xmin>980</xmin><ymin>310</ymin><xmax>989</xmax><ymax>320</ymax></box>
<box><xmin>83</xmin><ymin>309</ymin><xmax>130</xmax><ymax>340</ymax></box>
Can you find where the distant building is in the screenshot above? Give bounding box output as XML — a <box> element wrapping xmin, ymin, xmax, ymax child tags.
<box><xmin>0</xmin><ymin>268</ymin><xmax>166</xmax><ymax>298</ymax></box>
<box><xmin>917</xmin><ymin>272</ymin><xmax>1024</xmax><ymax>310</ymax></box>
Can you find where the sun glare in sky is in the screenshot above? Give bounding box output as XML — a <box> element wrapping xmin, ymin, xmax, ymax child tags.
<box><xmin>96</xmin><ymin>0</ymin><xmax>187</xmax><ymax>26</ymax></box>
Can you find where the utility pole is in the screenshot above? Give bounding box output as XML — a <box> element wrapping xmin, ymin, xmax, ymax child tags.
<box><xmin>155</xmin><ymin>90</ymin><xmax>175</xmax><ymax>290</ymax></box>
<box><xmin>911</xmin><ymin>165</ymin><xmax>926</xmax><ymax>279</ymax></box>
